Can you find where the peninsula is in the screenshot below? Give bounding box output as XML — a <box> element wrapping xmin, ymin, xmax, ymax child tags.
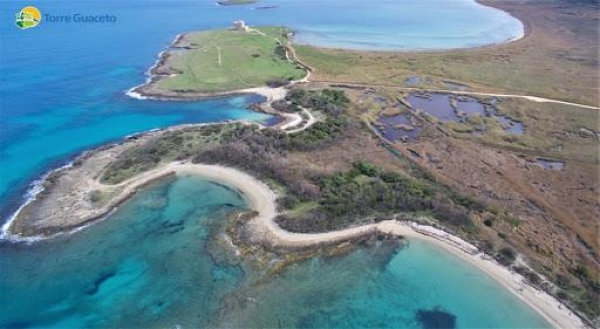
<box><xmin>128</xmin><ymin>24</ymin><xmax>308</xmax><ymax>99</ymax></box>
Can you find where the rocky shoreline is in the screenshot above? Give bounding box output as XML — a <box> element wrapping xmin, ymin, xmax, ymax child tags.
<box><xmin>0</xmin><ymin>122</ymin><xmax>246</xmax><ymax>240</ymax></box>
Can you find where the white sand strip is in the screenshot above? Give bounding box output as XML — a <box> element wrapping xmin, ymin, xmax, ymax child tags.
<box><xmin>2</xmin><ymin>162</ymin><xmax>588</xmax><ymax>328</ymax></box>
<box><xmin>175</xmin><ymin>163</ymin><xmax>586</xmax><ymax>329</ymax></box>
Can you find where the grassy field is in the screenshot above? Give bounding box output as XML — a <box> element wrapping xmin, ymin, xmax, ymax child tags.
<box><xmin>158</xmin><ymin>26</ymin><xmax>306</xmax><ymax>92</ymax></box>
<box><xmin>295</xmin><ymin>0</ymin><xmax>599</xmax><ymax>106</ymax></box>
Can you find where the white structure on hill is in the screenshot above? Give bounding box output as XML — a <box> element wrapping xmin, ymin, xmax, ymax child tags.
<box><xmin>232</xmin><ymin>20</ymin><xmax>249</xmax><ymax>32</ymax></box>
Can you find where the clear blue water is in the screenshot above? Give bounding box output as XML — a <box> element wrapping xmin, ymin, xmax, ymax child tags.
<box><xmin>276</xmin><ymin>0</ymin><xmax>524</xmax><ymax>50</ymax></box>
<box><xmin>0</xmin><ymin>175</ymin><xmax>249</xmax><ymax>328</ymax></box>
<box><xmin>0</xmin><ymin>176</ymin><xmax>550</xmax><ymax>328</ymax></box>
<box><xmin>216</xmin><ymin>238</ymin><xmax>551</xmax><ymax>329</ymax></box>
<box><xmin>1</xmin><ymin>0</ymin><xmax>277</xmax><ymax>215</ymax></box>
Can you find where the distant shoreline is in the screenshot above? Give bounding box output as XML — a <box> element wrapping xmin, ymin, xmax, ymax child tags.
<box><xmin>216</xmin><ymin>0</ymin><xmax>258</xmax><ymax>6</ymax></box>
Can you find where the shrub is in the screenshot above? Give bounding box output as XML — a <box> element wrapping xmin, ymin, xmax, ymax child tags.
<box><xmin>496</xmin><ymin>246</ymin><xmax>516</xmax><ymax>266</ymax></box>
<box><xmin>266</xmin><ymin>78</ymin><xmax>289</xmax><ymax>88</ymax></box>
<box><xmin>574</xmin><ymin>265</ymin><xmax>590</xmax><ymax>281</ymax></box>
<box><xmin>353</xmin><ymin>161</ymin><xmax>380</xmax><ymax>177</ymax></box>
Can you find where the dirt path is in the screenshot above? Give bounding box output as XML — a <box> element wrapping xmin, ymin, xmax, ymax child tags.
<box><xmin>285</xmin><ymin>107</ymin><xmax>316</xmax><ymax>134</ymax></box>
<box><xmin>310</xmin><ymin>80</ymin><xmax>599</xmax><ymax>110</ymax></box>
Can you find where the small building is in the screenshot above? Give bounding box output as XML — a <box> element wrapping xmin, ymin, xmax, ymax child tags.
<box><xmin>232</xmin><ymin>20</ymin><xmax>249</xmax><ymax>32</ymax></box>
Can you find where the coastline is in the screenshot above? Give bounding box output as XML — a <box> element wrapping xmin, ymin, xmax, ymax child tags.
<box><xmin>125</xmin><ymin>31</ymin><xmax>310</xmax><ymax>131</ymax></box>
<box><xmin>0</xmin><ymin>122</ymin><xmax>254</xmax><ymax>242</ymax></box>
<box><xmin>0</xmin><ymin>161</ymin><xmax>75</xmax><ymax>242</ymax></box>
<box><xmin>2</xmin><ymin>158</ymin><xmax>588</xmax><ymax>328</ymax></box>
<box><xmin>158</xmin><ymin>163</ymin><xmax>590</xmax><ymax>329</ymax></box>
<box><xmin>182</xmin><ymin>164</ymin><xmax>586</xmax><ymax>329</ymax></box>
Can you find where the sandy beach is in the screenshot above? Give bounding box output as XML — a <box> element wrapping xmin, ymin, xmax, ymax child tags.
<box><xmin>166</xmin><ymin>163</ymin><xmax>587</xmax><ymax>329</ymax></box>
<box><xmin>2</xmin><ymin>160</ymin><xmax>588</xmax><ymax>328</ymax></box>
<box><xmin>196</xmin><ymin>164</ymin><xmax>587</xmax><ymax>329</ymax></box>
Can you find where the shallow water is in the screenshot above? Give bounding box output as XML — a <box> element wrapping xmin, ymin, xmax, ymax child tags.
<box><xmin>0</xmin><ymin>176</ymin><xmax>550</xmax><ymax>328</ymax></box>
<box><xmin>409</xmin><ymin>94</ymin><xmax>461</xmax><ymax>122</ymax></box>
<box><xmin>0</xmin><ymin>1</ymin><xmax>546</xmax><ymax>327</ymax></box>
<box><xmin>408</xmin><ymin>93</ymin><xmax>525</xmax><ymax>135</ymax></box>
<box><xmin>0</xmin><ymin>175</ymin><xmax>248</xmax><ymax>328</ymax></box>
<box><xmin>535</xmin><ymin>158</ymin><xmax>565</xmax><ymax>171</ymax></box>
<box><xmin>405</xmin><ymin>76</ymin><xmax>424</xmax><ymax>86</ymax></box>
<box><xmin>210</xmin><ymin>239</ymin><xmax>551</xmax><ymax>329</ymax></box>
<box><xmin>376</xmin><ymin>114</ymin><xmax>422</xmax><ymax>142</ymax></box>
<box><xmin>496</xmin><ymin>115</ymin><xmax>526</xmax><ymax>135</ymax></box>
<box><xmin>280</xmin><ymin>0</ymin><xmax>524</xmax><ymax>50</ymax></box>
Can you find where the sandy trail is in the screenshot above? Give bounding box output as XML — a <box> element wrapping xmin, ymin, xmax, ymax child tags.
<box><xmin>285</xmin><ymin>107</ymin><xmax>316</xmax><ymax>134</ymax></box>
<box><xmin>311</xmin><ymin>80</ymin><xmax>599</xmax><ymax>110</ymax></box>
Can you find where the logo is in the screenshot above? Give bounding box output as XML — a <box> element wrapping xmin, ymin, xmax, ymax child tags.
<box><xmin>15</xmin><ymin>6</ymin><xmax>41</xmax><ymax>29</ymax></box>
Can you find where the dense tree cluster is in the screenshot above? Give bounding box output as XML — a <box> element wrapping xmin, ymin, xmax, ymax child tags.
<box><xmin>277</xmin><ymin>162</ymin><xmax>473</xmax><ymax>233</ymax></box>
<box><xmin>286</xmin><ymin>88</ymin><xmax>349</xmax><ymax>115</ymax></box>
<box><xmin>270</xmin><ymin>89</ymin><xmax>350</xmax><ymax>115</ymax></box>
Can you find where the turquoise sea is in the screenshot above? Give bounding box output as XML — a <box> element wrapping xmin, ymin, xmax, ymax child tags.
<box><xmin>0</xmin><ymin>176</ymin><xmax>550</xmax><ymax>328</ymax></box>
<box><xmin>0</xmin><ymin>1</ymin><xmax>544</xmax><ymax>328</ymax></box>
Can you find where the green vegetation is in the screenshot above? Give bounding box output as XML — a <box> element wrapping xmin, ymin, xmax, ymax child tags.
<box><xmin>513</xmin><ymin>265</ymin><xmax>542</xmax><ymax>286</ymax></box>
<box><xmin>287</xmin><ymin>89</ymin><xmax>350</xmax><ymax>111</ymax></box>
<box><xmin>158</xmin><ymin>26</ymin><xmax>306</xmax><ymax>92</ymax></box>
<box><xmin>287</xmin><ymin>117</ymin><xmax>347</xmax><ymax>151</ymax></box>
<box><xmin>277</xmin><ymin>161</ymin><xmax>476</xmax><ymax>233</ymax></box>
<box><xmin>101</xmin><ymin>124</ymin><xmax>238</xmax><ymax>184</ymax></box>
<box><xmin>554</xmin><ymin>267</ymin><xmax>600</xmax><ymax>321</ymax></box>
<box><xmin>495</xmin><ymin>246</ymin><xmax>517</xmax><ymax>266</ymax></box>
<box><xmin>87</xmin><ymin>189</ymin><xmax>115</xmax><ymax>207</ymax></box>
<box><xmin>102</xmin><ymin>89</ymin><xmax>350</xmax><ymax>185</ymax></box>
<box><xmin>272</xmin><ymin>88</ymin><xmax>350</xmax><ymax>121</ymax></box>
<box><xmin>274</xmin><ymin>161</ymin><xmax>470</xmax><ymax>233</ymax></box>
